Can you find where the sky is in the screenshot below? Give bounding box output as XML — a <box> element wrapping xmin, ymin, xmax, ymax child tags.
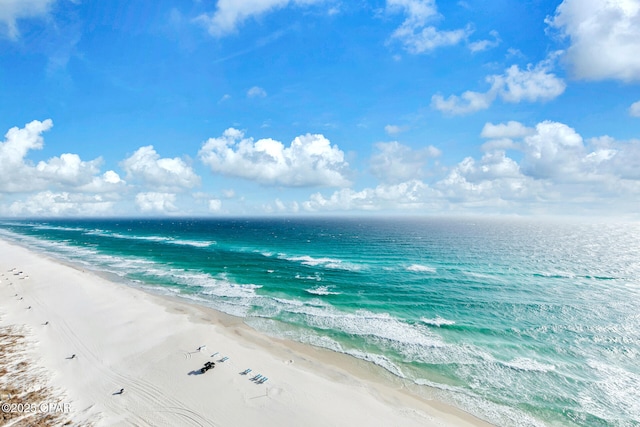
<box><xmin>0</xmin><ymin>0</ymin><xmax>639</xmax><ymax>218</ymax></box>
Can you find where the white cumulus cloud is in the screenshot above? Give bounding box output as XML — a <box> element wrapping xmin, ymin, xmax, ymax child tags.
<box><xmin>481</xmin><ymin>120</ymin><xmax>640</xmax><ymax>186</ymax></box>
<box><xmin>303</xmin><ymin>180</ymin><xmax>438</xmax><ymax>212</ymax></box>
<box><xmin>589</xmin><ymin>136</ymin><xmax>640</xmax><ymax>180</ymax></box>
<box><xmin>432</xmin><ymin>89</ymin><xmax>495</xmax><ymax>115</ymax></box>
<box><xmin>480</xmin><ymin>121</ymin><xmax>535</xmax><ymax>152</ymax></box>
<box><xmin>301</xmin><ymin>120</ymin><xmax>640</xmax><ymax>215</ymax></box>
<box><xmin>121</xmin><ymin>145</ymin><xmax>200</xmax><ymax>191</ymax></box>
<box><xmin>0</xmin><ymin>119</ymin><xmax>52</xmax><ymax>170</ymax></box>
<box><xmin>481</xmin><ymin>121</ymin><xmax>535</xmax><ymax>139</ymax></box>
<box><xmin>196</xmin><ymin>0</ymin><xmax>324</xmax><ymax>37</ymax></box>
<box><xmin>432</xmin><ymin>57</ymin><xmax>565</xmax><ymax>115</ymax></box>
<box><xmin>384</xmin><ymin>124</ymin><xmax>406</xmax><ymax>135</ymax></box>
<box><xmin>387</xmin><ymin>0</ymin><xmax>471</xmax><ymax>53</ymax></box>
<box><xmin>7</xmin><ymin>191</ymin><xmax>116</xmax><ymax>217</ymax></box>
<box><xmin>433</xmin><ymin>123</ymin><xmax>640</xmax><ymax>214</ymax></box>
<box><xmin>629</xmin><ymin>101</ymin><xmax>640</xmax><ymax>117</ymax></box>
<box><xmin>0</xmin><ymin>0</ymin><xmax>55</xmax><ymax>39</ymax></box>
<box><xmin>135</xmin><ymin>192</ymin><xmax>178</xmax><ymax>213</ymax></box>
<box><xmin>468</xmin><ymin>30</ymin><xmax>501</xmax><ymax>53</ymax></box>
<box><xmin>247</xmin><ymin>86</ymin><xmax>267</xmax><ymax>98</ymax></box>
<box><xmin>491</xmin><ymin>62</ymin><xmax>566</xmax><ymax>103</ymax></box>
<box><xmin>208</xmin><ymin>199</ymin><xmax>222</xmax><ymax>212</ymax></box>
<box><xmin>0</xmin><ymin>119</ymin><xmax>123</xmax><ymax>193</ymax></box>
<box><xmin>520</xmin><ymin>121</ymin><xmax>585</xmax><ymax>180</ymax></box>
<box><xmin>35</xmin><ymin>153</ymin><xmax>101</xmax><ymax>186</ymax></box>
<box><xmin>435</xmin><ymin>152</ymin><xmax>540</xmax><ymax>209</ymax></box>
<box><xmin>370</xmin><ymin>141</ymin><xmax>440</xmax><ymax>184</ymax></box>
<box><xmin>547</xmin><ymin>0</ymin><xmax>640</xmax><ymax>82</ymax></box>
<box><xmin>198</xmin><ymin>128</ymin><xmax>351</xmax><ymax>187</ymax></box>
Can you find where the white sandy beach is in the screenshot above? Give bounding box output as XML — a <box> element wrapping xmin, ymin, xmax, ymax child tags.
<box><xmin>0</xmin><ymin>238</ymin><xmax>492</xmax><ymax>427</ymax></box>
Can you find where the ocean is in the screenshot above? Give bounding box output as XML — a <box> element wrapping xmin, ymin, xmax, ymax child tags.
<box><xmin>0</xmin><ymin>217</ymin><xmax>638</xmax><ymax>427</ymax></box>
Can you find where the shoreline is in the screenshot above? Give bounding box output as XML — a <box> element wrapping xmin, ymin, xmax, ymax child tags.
<box><xmin>0</xmin><ymin>237</ymin><xmax>492</xmax><ymax>426</ymax></box>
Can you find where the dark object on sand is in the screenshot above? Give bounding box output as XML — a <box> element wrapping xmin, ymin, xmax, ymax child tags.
<box><xmin>200</xmin><ymin>361</ymin><xmax>215</xmax><ymax>374</ymax></box>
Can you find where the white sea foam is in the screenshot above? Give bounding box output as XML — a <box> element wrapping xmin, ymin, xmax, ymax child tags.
<box><xmin>249</xmin><ymin>318</ymin><xmax>407</xmax><ymax>378</ymax></box>
<box><xmin>414</xmin><ymin>378</ymin><xmax>467</xmax><ymax>393</ymax></box>
<box><xmin>143</xmin><ymin>285</ymin><xmax>181</xmax><ymax>294</ymax></box>
<box><xmin>417</xmin><ymin>359</ymin><xmax>552</xmax><ymax>427</ymax></box>
<box><xmin>464</xmin><ymin>271</ymin><xmax>498</xmax><ymax>280</ymax></box>
<box><xmin>406</xmin><ymin>264</ymin><xmax>436</xmax><ymax>273</ymax></box>
<box><xmin>271</xmin><ymin>297</ymin><xmax>306</xmax><ymax>307</ymax></box>
<box><xmin>420</xmin><ymin>316</ymin><xmax>456</xmax><ymax>327</ymax></box>
<box><xmin>82</xmin><ymin>229</ymin><xmax>115</xmax><ymax>238</ymax></box>
<box><xmin>179</xmin><ymin>292</ymin><xmax>253</xmax><ymax>317</ymax></box>
<box><xmin>250</xmin><ymin>312</ymin><xmax>546</xmax><ymax>427</ymax></box>
<box><xmin>167</xmin><ymin>239</ymin><xmax>216</xmax><ymax>247</ymax></box>
<box><xmin>288</xmin><ymin>306</ymin><xmax>446</xmax><ymax>351</ymax></box>
<box><xmin>536</xmin><ymin>270</ymin><xmax>576</xmax><ymax>279</ymax></box>
<box><xmin>501</xmin><ymin>358</ymin><xmax>555</xmax><ymax>373</ymax></box>
<box><xmin>253</xmin><ymin>311</ymin><xmax>543</xmax><ymax>427</ymax></box>
<box><xmin>345</xmin><ymin>349</ymin><xmax>406</xmax><ymax>378</ymax></box>
<box><xmin>449</xmin><ymin>392</ymin><xmax>549</xmax><ymax>427</ymax></box>
<box><xmin>295</xmin><ymin>273</ymin><xmax>322</xmax><ymax>281</ymax></box>
<box><xmin>159</xmin><ymin>269</ymin><xmax>261</xmax><ymax>299</ymax></box>
<box><xmin>299</xmin><ymin>333</ymin><xmax>345</xmax><ymax>353</ymax></box>
<box><xmin>0</xmin><ymin>229</ymin><xmax>259</xmax><ymax>311</ymax></box>
<box><xmin>0</xmin><ymin>229</ymin><xmax>103</xmax><ymax>265</ymax></box>
<box><xmin>32</xmin><ymin>225</ymin><xmax>87</xmax><ymax>232</ymax></box>
<box><xmin>279</xmin><ymin>254</ymin><xmax>362</xmax><ymax>271</ymax></box>
<box><xmin>246</xmin><ymin>294</ymin><xmax>447</xmax><ymax>353</ymax></box>
<box><xmin>585</xmin><ymin>359</ymin><xmax>640</xmax><ymax>419</ymax></box>
<box><xmin>305</xmin><ymin>286</ymin><xmax>340</xmax><ymax>295</ymax></box>
<box><xmin>84</xmin><ymin>231</ymin><xmax>215</xmax><ymax>248</ymax></box>
<box><xmin>282</xmin><ymin>254</ymin><xmax>334</xmax><ymax>266</ymax></box>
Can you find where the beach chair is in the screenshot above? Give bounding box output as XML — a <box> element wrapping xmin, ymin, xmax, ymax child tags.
<box><xmin>257</xmin><ymin>377</ymin><xmax>268</xmax><ymax>384</ymax></box>
<box><xmin>240</xmin><ymin>368</ymin><xmax>252</xmax><ymax>375</ymax></box>
<box><xmin>250</xmin><ymin>374</ymin><xmax>262</xmax><ymax>381</ymax></box>
<box><xmin>219</xmin><ymin>356</ymin><xmax>229</xmax><ymax>362</ymax></box>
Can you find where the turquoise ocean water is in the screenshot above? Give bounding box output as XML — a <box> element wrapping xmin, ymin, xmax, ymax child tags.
<box><xmin>0</xmin><ymin>218</ymin><xmax>638</xmax><ymax>427</ymax></box>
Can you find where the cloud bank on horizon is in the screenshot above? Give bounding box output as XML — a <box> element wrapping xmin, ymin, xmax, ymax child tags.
<box><xmin>0</xmin><ymin>0</ymin><xmax>639</xmax><ymax>218</ymax></box>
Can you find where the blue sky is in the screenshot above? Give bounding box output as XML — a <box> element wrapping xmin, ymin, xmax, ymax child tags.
<box><xmin>1</xmin><ymin>0</ymin><xmax>639</xmax><ymax>217</ymax></box>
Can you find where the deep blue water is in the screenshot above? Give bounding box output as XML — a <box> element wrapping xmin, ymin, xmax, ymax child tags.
<box><xmin>1</xmin><ymin>217</ymin><xmax>638</xmax><ymax>427</ymax></box>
